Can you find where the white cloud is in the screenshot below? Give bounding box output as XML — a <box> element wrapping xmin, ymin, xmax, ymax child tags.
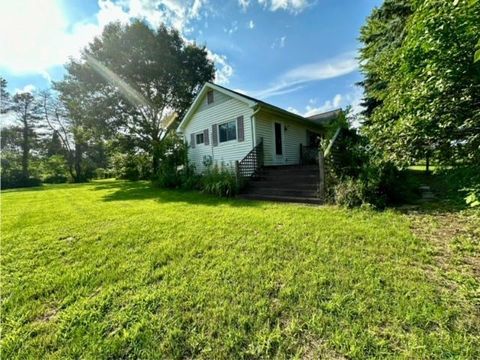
<box><xmin>14</xmin><ymin>84</ymin><xmax>36</xmax><ymax>95</ymax></box>
<box><xmin>0</xmin><ymin>0</ymin><xmax>233</xmax><ymax>85</ymax></box>
<box><xmin>252</xmin><ymin>52</ymin><xmax>358</xmax><ymax>99</ymax></box>
<box><xmin>206</xmin><ymin>50</ymin><xmax>233</xmax><ymax>85</ymax></box>
<box><xmin>247</xmin><ymin>20</ymin><xmax>255</xmax><ymax>29</ymax></box>
<box><xmin>271</xmin><ymin>35</ymin><xmax>287</xmax><ymax>49</ymax></box>
<box><xmin>239</xmin><ymin>0</ymin><xmax>250</xmax><ymax>11</ymax></box>
<box><xmin>269</xmin><ymin>0</ymin><xmax>310</xmax><ymax>13</ymax></box>
<box><xmin>288</xmin><ymin>88</ymin><xmax>364</xmax><ymax>121</ymax></box>
<box><xmin>241</xmin><ymin>0</ymin><xmax>310</xmax><ymax>13</ymax></box>
<box><xmin>224</xmin><ymin>21</ymin><xmax>239</xmax><ymax>35</ymax></box>
<box><xmin>283</xmin><ymin>52</ymin><xmax>357</xmax><ymax>84</ymax></box>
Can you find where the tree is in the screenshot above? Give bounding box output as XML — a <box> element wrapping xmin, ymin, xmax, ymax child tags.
<box><xmin>0</xmin><ymin>76</ymin><xmax>10</xmax><ymax>114</ymax></box>
<box><xmin>10</xmin><ymin>92</ymin><xmax>42</xmax><ymax>179</ymax></box>
<box><xmin>358</xmin><ymin>0</ymin><xmax>413</xmax><ymax>119</ymax></box>
<box><xmin>359</xmin><ymin>0</ymin><xmax>480</xmax><ymax>166</ymax></box>
<box><xmin>46</xmin><ymin>130</ymin><xmax>65</xmax><ymax>157</ymax></box>
<box><xmin>39</xmin><ymin>90</ymin><xmax>102</xmax><ymax>182</ymax></box>
<box><xmin>55</xmin><ymin>20</ymin><xmax>215</xmax><ymax>175</ymax></box>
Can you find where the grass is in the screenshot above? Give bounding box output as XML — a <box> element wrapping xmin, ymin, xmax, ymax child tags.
<box><xmin>1</xmin><ymin>180</ymin><xmax>479</xmax><ymax>359</ymax></box>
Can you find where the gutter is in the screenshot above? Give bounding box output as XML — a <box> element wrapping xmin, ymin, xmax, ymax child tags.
<box><xmin>251</xmin><ymin>105</ymin><xmax>261</xmax><ymax>148</ymax></box>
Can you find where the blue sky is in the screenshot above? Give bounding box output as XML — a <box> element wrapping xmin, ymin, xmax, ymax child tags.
<box><xmin>0</xmin><ymin>0</ymin><xmax>382</xmax><ymax>117</ymax></box>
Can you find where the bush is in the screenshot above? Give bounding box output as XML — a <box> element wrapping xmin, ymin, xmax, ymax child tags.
<box><xmin>94</xmin><ymin>168</ymin><xmax>106</xmax><ymax>179</ymax></box>
<box><xmin>431</xmin><ymin>166</ymin><xmax>480</xmax><ymax>206</ymax></box>
<box><xmin>464</xmin><ymin>186</ymin><xmax>480</xmax><ymax>207</ymax></box>
<box><xmin>325</xmin><ymin>126</ymin><xmax>423</xmax><ymax>208</ymax></box>
<box><xmin>1</xmin><ymin>173</ymin><xmax>42</xmax><ymax>189</ymax></box>
<box><xmin>154</xmin><ymin>134</ymin><xmax>198</xmax><ymax>189</ymax></box>
<box><xmin>156</xmin><ymin>164</ymin><xmax>201</xmax><ymax>190</ymax></box>
<box><xmin>202</xmin><ymin>165</ymin><xmax>238</xmax><ymax>197</ymax></box>
<box><xmin>334</xmin><ymin>178</ymin><xmax>367</xmax><ymax>208</ymax></box>
<box><xmin>43</xmin><ymin>175</ymin><xmax>68</xmax><ymax>184</ymax></box>
<box><xmin>112</xmin><ymin>152</ymin><xmax>152</xmax><ymax>180</ymax></box>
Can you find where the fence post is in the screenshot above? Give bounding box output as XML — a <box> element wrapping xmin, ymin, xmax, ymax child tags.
<box><xmin>318</xmin><ymin>147</ymin><xmax>325</xmax><ymax>202</ymax></box>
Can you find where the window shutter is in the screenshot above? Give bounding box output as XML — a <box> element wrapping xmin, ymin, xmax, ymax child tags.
<box><xmin>212</xmin><ymin>124</ymin><xmax>218</xmax><ymax>147</ymax></box>
<box><xmin>190</xmin><ymin>133</ymin><xmax>196</xmax><ymax>148</ymax></box>
<box><xmin>204</xmin><ymin>129</ymin><xmax>209</xmax><ymax>145</ymax></box>
<box><xmin>237</xmin><ymin>116</ymin><xmax>244</xmax><ymax>142</ymax></box>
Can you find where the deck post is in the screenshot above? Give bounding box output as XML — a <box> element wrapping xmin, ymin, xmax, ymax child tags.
<box><xmin>235</xmin><ymin>160</ymin><xmax>240</xmax><ymax>187</ymax></box>
<box><xmin>318</xmin><ymin>147</ymin><xmax>325</xmax><ymax>202</ymax></box>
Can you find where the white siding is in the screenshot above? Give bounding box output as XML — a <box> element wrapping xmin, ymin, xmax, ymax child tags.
<box><xmin>255</xmin><ymin>112</ymin><xmax>322</xmax><ymax>166</ymax></box>
<box><xmin>183</xmin><ymin>94</ymin><xmax>254</xmax><ymax>173</ymax></box>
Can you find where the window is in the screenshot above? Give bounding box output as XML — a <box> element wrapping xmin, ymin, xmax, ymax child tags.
<box><xmin>219</xmin><ymin>120</ymin><xmax>237</xmax><ymax>143</ymax></box>
<box><xmin>196</xmin><ymin>132</ymin><xmax>204</xmax><ymax>144</ymax></box>
<box><xmin>207</xmin><ymin>90</ymin><xmax>214</xmax><ymax>104</ymax></box>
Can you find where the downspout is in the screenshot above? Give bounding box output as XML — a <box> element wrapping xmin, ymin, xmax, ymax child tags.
<box><xmin>251</xmin><ymin>105</ymin><xmax>261</xmax><ymax>148</ymax></box>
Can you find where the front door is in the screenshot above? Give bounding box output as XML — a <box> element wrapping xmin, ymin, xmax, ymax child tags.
<box><xmin>274</xmin><ymin>122</ymin><xmax>284</xmax><ymax>164</ymax></box>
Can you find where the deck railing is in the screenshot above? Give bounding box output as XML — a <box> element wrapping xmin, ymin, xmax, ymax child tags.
<box><xmin>236</xmin><ymin>138</ymin><xmax>264</xmax><ymax>179</ymax></box>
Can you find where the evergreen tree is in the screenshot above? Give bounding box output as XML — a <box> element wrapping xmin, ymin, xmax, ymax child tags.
<box><xmin>10</xmin><ymin>92</ymin><xmax>42</xmax><ymax>179</ymax></box>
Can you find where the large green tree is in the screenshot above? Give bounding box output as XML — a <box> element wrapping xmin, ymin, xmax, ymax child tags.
<box><xmin>10</xmin><ymin>92</ymin><xmax>42</xmax><ymax>179</ymax></box>
<box><xmin>358</xmin><ymin>0</ymin><xmax>413</xmax><ymax>119</ymax></box>
<box><xmin>359</xmin><ymin>0</ymin><xmax>480</xmax><ymax>166</ymax></box>
<box><xmin>55</xmin><ymin>20</ymin><xmax>215</xmax><ymax>174</ymax></box>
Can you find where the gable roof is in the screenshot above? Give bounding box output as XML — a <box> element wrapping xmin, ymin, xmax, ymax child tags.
<box><xmin>177</xmin><ymin>82</ymin><xmax>342</xmax><ymax>132</ymax></box>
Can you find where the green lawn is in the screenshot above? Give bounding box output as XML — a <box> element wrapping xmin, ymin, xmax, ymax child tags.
<box><xmin>1</xmin><ymin>180</ymin><xmax>479</xmax><ymax>359</ymax></box>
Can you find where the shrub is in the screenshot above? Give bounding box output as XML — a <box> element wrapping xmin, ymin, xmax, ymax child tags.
<box><xmin>39</xmin><ymin>155</ymin><xmax>69</xmax><ymax>184</ymax></box>
<box><xmin>112</xmin><ymin>152</ymin><xmax>152</xmax><ymax>180</ymax></box>
<box><xmin>464</xmin><ymin>186</ymin><xmax>480</xmax><ymax>207</ymax></box>
<box><xmin>154</xmin><ymin>134</ymin><xmax>198</xmax><ymax>189</ymax></box>
<box><xmin>155</xmin><ymin>164</ymin><xmax>201</xmax><ymax>190</ymax></box>
<box><xmin>202</xmin><ymin>165</ymin><xmax>238</xmax><ymax>197</ymax></box>
<box><xmin>325</xmin><ymin>126</ymin><xmax>423</xmax><ymax>208</ymax></box>
<box><xmin>334</xmin><ymin>178</ymin><xmax>367</xmax><ymax>208</ymax></box>
<box><xmin>1</xmin><ymin>173</ymin><xmax>42</xmax><ymax>189</ymax></box>
<box><xmin>94</xmin><ymin>168</ymin><xmax>106</xmax><ymax>179</ymax></box>
<box><xmin>43</xmin><ymin>175</ymin><xmax>68</xmax><ymax>184</ymax></box>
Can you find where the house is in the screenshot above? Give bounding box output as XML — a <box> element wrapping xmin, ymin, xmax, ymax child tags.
<box><xmin>176</xmin><ymin>82</ymin><xmax>341</xmax><ymax>203</ymax></box>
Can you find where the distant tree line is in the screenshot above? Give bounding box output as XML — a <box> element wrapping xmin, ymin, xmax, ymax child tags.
<box><xmin>1</xmin><ymin>20</ymin><xmax>214</xmax><ymax>189</ymax></box>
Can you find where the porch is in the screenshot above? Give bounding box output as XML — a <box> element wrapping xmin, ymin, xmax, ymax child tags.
<box><xmin>236</xmin><ymin>140</ymin><xmax>324</xmax><ymax>204</ymax></box>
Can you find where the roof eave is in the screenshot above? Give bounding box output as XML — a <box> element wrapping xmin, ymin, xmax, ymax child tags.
<box><xmin>256</xmin><ymin>104</ymin><xmax>326</xmax><ymax>130</ymax></box>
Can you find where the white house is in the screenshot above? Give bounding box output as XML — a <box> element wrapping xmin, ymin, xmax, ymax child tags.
<box><xmin>177</xmin><ymin>82</ymin><xmax>341</xmax><ymax>175</ymax></box>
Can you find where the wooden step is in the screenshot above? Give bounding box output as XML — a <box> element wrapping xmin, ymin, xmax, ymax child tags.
<box><xmin>245</xmin><ymin>187</ymin><xmax>318</xmax><ymax>197</ymax></box>
<box><xmin>241</xmin><ymin>165</ymin><xmax>321</xmax><ymax>204</ymax></box>
<box><xmin>238</xmin><ymin>193</ymin><xmax>322</xmax><ymax>204</ymax></box>
<box><xmin>261</xmin><ymin>175</ymin><xmax>319</xmax><ymax>181</ymax></box>
<box><xmin>248</xmin><ymin>183</ymin><xmax>318</xmax><ymax>190</ymax></box>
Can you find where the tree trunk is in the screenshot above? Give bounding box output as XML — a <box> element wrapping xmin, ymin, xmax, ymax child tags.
<box><xmin>151</xmin><ymin>137</ymin><xmax>161</xmax><ymax>177</ymax></box>
<box><xmin>152</xmin><ymin>151</ymin><xmax>160</xmax><ymax>177</ymax></box>
<box><xmin>74</xmin><ymin>143</ymin><xmax>83</xmax><ymax>182</ymax></box>
<box><xmin>426</xmin><ymin>152</ymin><xmax>430</xmax><ymax>175</ymax></box>
<box><xmin>21</xmin><ymin>118</ymin><xmax>29</xmax><ymax>179</ymax></box>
